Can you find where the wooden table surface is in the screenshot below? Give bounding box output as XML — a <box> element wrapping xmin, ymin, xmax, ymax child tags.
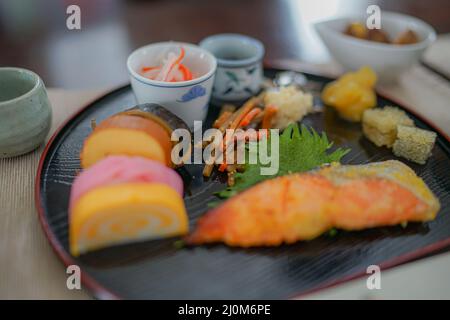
<box><xmin>0</xmin><ymin>89</ymin><xmax>103</xmax><ymax>299</ymax></box>
<box><xmin>1</xmin><ymin>0</ymin><xmax>450</xmax><ymax>89</ymax></box>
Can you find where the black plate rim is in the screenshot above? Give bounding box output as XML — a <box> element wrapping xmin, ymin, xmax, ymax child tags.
<box><xmin>35</xmin><ymin>66</ymin><xmax>450</xmax><ymax>300</ymax></box>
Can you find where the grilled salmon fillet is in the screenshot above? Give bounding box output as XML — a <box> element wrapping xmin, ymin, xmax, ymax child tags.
<box><xmin>186</xmin><ymin>160</ymin><xmax>440</xmax><ymax>247</ymax></box>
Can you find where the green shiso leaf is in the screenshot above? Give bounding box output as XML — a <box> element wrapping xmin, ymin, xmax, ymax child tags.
<box><xmin>328</xmin><ymin>228</ymin><xmax>338</xmax><ymax>237</ymax></box>
<box><xmin>173</xmin><ymin>240</ymin><xmax>185</xmax><ymax>249</ymax></box>
<box><xmin>216</xmin><ymin>124</ymin><xmax>350</xmax><ymax>199</ymax></box>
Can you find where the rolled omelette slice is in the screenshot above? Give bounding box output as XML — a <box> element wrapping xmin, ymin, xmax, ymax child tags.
<box><xmin>186</xmin><ymin>160</ymin><xmax>440</xmax><ymax>247</ymax></box>
<box><xmin>80</xmin><ymin>114</ymin><xmax>172</xmax><ymax>168</ymax></box>
<box><xmin>70</xmin><ymin>183</ymin><xmax>188</xmax><ymax>256</ymax></box>
<box><xmin>69</xmin><ymin>156</ymin><xmax>183</xmax><ymax>212</ymax></box>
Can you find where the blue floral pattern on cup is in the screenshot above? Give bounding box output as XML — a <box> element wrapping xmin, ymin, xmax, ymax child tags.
<box><xmin>220</xmin><ymin>69</ymin><xmax>258</xmax><ymax>97</ymax></box>
<box><xmin>177</xmin><ymin>85</ymin><xmax>206</xmax><ymax>102</ymax></box>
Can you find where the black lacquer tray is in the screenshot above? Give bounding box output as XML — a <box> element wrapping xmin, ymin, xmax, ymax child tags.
<box><xmin>36</xmin><ymin>68</ymin><xmax>450</xmax><ymax>299</ymax></box>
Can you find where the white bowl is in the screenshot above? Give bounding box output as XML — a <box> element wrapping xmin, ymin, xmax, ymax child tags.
<box><xmin>127</xmin><ymin>42</ymin><xmax>217</xmax><ymax>127</ymax></box>
<box><xmin>314</xmin><ymin>12</ymin><xmax>436</xmax><ymax>82</ymax></box>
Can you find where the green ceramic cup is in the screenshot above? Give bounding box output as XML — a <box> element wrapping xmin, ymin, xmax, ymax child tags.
<box><xmin>0</xmin><ymin>68</ymin><xmax>52</xmax><ymax>158</ymax></box>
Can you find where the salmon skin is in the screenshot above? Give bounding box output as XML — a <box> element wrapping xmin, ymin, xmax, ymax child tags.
<box><xmin>186</xmin><ymin>160</ymin><xmax>440</xmax><ymax>247</ymax></box>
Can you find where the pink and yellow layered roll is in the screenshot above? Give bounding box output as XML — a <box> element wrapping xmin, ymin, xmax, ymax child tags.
<box><xmin>69</xmin><ymin>156</ymin><xmax>183</xmax><ymax>211</ymax></box>
<box><xmin>69</xmin><ymin>156</ymin><xmax>188</xmax><ymax>256</ymax></box>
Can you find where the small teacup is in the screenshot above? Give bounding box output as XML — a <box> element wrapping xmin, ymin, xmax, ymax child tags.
<box><xmin>0</xmin><ymin>68</ymin><xmax>52</xmax><ymax>158</ymax></box>
<box><xmin>200</xmin><ymin>34</ymin><xmax>265</xmax><ymax>101</ymax></box>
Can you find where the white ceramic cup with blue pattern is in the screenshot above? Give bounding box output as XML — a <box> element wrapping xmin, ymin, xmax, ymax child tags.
<box><xmin>127</xmin><ymin>42</ymin><xmax>217</xmax><ymax>128</ymax></box>
<box><xmin>199</xmin><ymin>34</ymin><xmax>264</xmax><ymax>101</ymax></box>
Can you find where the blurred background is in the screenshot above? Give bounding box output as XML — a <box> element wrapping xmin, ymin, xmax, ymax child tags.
<box><xmin>0</xmin><ymin>0</ymin><xmax>449</xmax><ymax>89</ymax></box>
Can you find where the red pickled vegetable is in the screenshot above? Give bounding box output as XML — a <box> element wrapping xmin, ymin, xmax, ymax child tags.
<box><xmin>239</xmin><ymin>108</ymin><xmax>261</xmax><ymax>127</ymax></box>
<box><xmin>139</xmin><ymin>46</ymin><xmax>194</xmax><ymax>82</ymax></box>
